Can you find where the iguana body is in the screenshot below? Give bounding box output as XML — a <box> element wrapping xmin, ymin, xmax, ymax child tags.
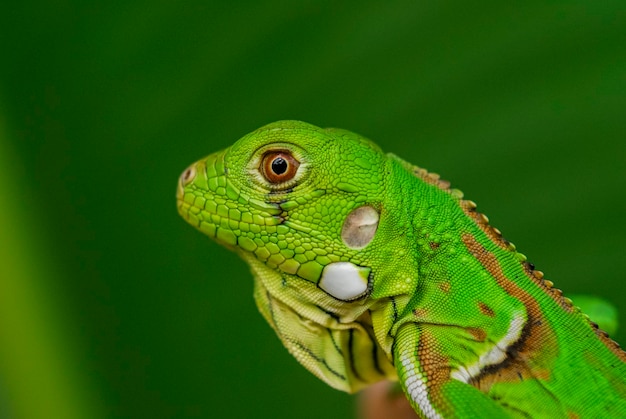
<box><xmin>177</xmin><ymin>121</ymin><xmax>626</xmax><ymax>418</ymax></box>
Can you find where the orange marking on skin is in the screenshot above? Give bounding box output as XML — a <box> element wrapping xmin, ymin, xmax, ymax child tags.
<box><xmin>461</xmin><ymin>201</ymin><xmax>576</xmax><ymax>315</ymax></box>
<box><xmin>438</xmin><ymin>281</ymin><xmax>451</xmax><ymax>293</ymax></box>
<box><xmin>462</xmin><ymin>234</ymin><xmax>557</xmax><ymax>391</ymax></box>
<box><xmin>457</xmin><ymin>190</ymin><xmax>575</xmax><ymax>316</ymax></box>
<box><xmin>418</xmin><ymin>329</ymin><xmax>450</xmax><ymax>392</ymax></box>
<box><xmin>478</xmin><ymin>302</ymin><xmax>495</xmax><ymax>318</ymax></box>
<box><xmin>467</xmin><ymin>327</ymin><xmax>487</xmax><ymax>342</ymax></box>
<box><xmin>413</xmin><ymin>308</ymin><xmax>429</xmax><ymax>318</ymax></box>
<box><xmin>460</xmin><ymin>202</ymin><xmax>509</xmax><ymax>251</ymax></box>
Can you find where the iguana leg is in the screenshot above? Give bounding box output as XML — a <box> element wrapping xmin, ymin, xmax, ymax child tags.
<box><xmin>393</xmin><ymin>323</ymin><xmax>516</xmax><ymax>419</ymax></box>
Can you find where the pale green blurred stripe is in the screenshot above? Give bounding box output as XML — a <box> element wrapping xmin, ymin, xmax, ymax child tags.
<box><xmin>0</xmin><ymin>108</ymin><xmax>100</xmax><ymax>418</ymax></box>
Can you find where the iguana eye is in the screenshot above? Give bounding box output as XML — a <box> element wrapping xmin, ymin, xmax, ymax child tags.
<box><xmin>261</xmin><ymin>151</ymin><xmax>300</xmax><ymax>184</ymax></box>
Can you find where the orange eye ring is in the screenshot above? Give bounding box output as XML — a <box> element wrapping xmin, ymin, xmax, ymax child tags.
<box><xmin>261</xmin><ymin>151</ymin><xmax>300</xmax><ymax>184</ymax></box>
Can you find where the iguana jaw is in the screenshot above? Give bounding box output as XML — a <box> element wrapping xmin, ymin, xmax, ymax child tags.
<box><xmin>241</xmin><ymin>250</ymin><xmax>398</xmax><ymax>393</ymax></box>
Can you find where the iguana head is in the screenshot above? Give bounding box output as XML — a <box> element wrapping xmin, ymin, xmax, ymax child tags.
<box><xmin>177</xmin><ymin>120</ymin><xmax>394</xmax><ymax>302</ymax></box>
<box><xmin>178</xmin><ymin>120</ymin><xmax>423</xmax><ymax>391</ymax></box>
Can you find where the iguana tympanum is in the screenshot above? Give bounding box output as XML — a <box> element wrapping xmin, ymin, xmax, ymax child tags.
<box><xmin>177</xmin><ymin>121</ymin><xmax>626</xmax><ymax>418</ymax></box>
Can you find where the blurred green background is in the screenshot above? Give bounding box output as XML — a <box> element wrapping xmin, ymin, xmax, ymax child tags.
<box><xmin>1</xmin><ymin>1</ymin><xmax>625</xmax><ymax>418</ymax></box>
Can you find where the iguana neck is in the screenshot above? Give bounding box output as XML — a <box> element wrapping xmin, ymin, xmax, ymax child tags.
<box><xmin>389</xmin><ymin>153</ymin><xmax>626</xmax><ymax>365</ymax></box>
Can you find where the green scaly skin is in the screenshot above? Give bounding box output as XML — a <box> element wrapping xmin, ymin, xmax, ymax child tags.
<box><xmin>177</xmin><ymin>121</ymin><xmax>626</xmax><ymax>418</ymax></box>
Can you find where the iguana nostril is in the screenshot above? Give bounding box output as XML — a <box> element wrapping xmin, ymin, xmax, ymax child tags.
<box><xmin>181</xmin><ymin>165</ymin><xmax>196</xmax><ymax>186</ymax></box>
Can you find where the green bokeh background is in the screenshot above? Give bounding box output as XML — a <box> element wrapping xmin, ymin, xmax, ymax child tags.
<box><xmin>1</xmin><ymin>2</ymin><xmax>625</xmax><ymax>418</ymax></box>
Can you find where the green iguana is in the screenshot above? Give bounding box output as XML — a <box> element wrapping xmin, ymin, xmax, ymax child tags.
<box><xmin>177</xmin><ymin>121</ymin><xmax>626</xmax><ymax>418</ymax></box>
